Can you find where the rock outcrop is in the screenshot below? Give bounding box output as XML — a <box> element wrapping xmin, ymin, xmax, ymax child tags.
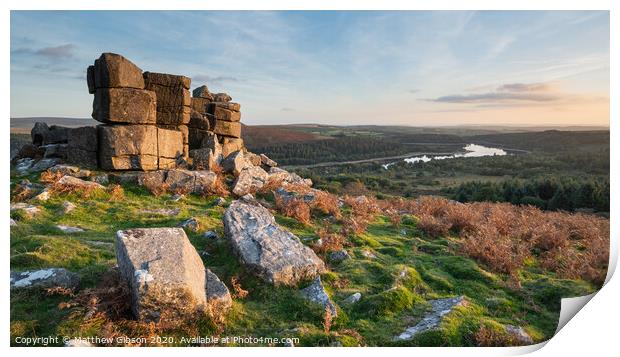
<box><xmin>20</xmin><ymin>52</ymin><xmax>256</xmax><ymax>173</ymax></box>
<box><xmin>223</xmin><ymin>200</ymin><xmax>325</xmax><ymax>285</ymax></box>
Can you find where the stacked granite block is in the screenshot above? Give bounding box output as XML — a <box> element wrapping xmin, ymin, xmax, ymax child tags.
<box><xmin>87</xmin><ymin>53</ymin><xmax>184</xmax><ymax>170</ymax></box>
<box><xmin>144</xmin><ymin>72</ymin><xmax>192</xmax><ymax>162</ymax></box>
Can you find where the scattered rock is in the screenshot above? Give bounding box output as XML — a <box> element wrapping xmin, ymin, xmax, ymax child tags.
<box><xmin>10</xmin><ymin>218</ymin><xmax>17</xmax><ymax>226</ymax></box>
<box><xmin>10</xmin><ymin>268</ymin><xmax>80</xmax><ymax>290</ymax></box>
<box><xmin>178</xmin><ymin>217</ymin><xmax>200</xmax><ymax>232</ymax></box>
<box><xmin>170</xmin><ymin>193</ymin><xmax>184</xmax><ymax>202</ymax></box>
<box><xmin>56</xmin><ymin>175</ymin><xmax>105</xmax><ymax>191</ymax></box>
<box><xmin>14</xmin><ymin>144</ymin><xmax>44</xmax><ymax>162</ymax></box>
<box><xmin>328</xmin><ymin>250</ymin><xmax>350</xmax><ymax>263</ymax></box>
<box><xmin>15</xmin><ymin>158</ymin><xmax>35</xmax><ymax>174</ymax></box>
<box><xmin>10</xmin><ymin>203</ymin><xmax>41</xmax><ymax>218</ymax></box>
<box><xmin>91</xmin><ymin>174</ymin><xmax>110</xmax><ymax>185</ymax></box>
<box><xmin>115</xmin><ymin>228</ymin><xmax>208</xmax><ymax>322</ymax></box>
<box><xmin>108</xmin><ymin>171</ymin><xmax>141</xmax><ymax>185</ymax></box>
<box><xmin>34</xmin><ymin>189</ymin><xmax>51</xmax><ymax>201</ymax></box>
<box><xmin>141</xmin><ymin>208</ymin><xmax>181</xmax><ymax>216</ymax></box>
<box><xmin>300</xmin><ymin>277</ymin><xmax>337</xmax><ymax>317</ymax></box>
<box><xmin>213</xmin><ymin>197</ymin><xmax>226</xmax><ymax>206</ymax></box>
<box><xmin>394</xmin><ymin>296</ymin><xmax>466</xmax><ymax>341</ymax></box>
<box><xmin>57</xmin><ymin>225</ymin><xmax>85</xmax><ymax>233</ymax></box>
<box><xmin>231</xmin><ymin>166</ymin><xmax>269</xmax><ymax>196</ymax></box>
<box><xmin>361</xmin><ymin>250</ymin><xmax>377</xmax><ymax>259</ymax></box>
<box><xmin>30</xmin><ymin>158</ymin><xmax>62</xmax><ymax>172</ymax></box>
<box><xmin>244</xmin><ymin>151</ymin><xmax>262</xmax><ymax>166</ymax></box>
<box><xmin>269</xmin><ymin>167</ymin><xmax>312</xmax><ymax>186</ymax></box>
<box><xmin>274</xmin><ymin>186</ymin><xmax>317</xmax><ymax>204</ymax></box>
<box><xmin>342</xmin><ymin>292</ymin><xmax>362</xmax><ymax>306</ymax></box>
<box><xmin>221</xmin><ymin>150</ymin><xmax>251</xmax><ymax>176</ymax></box>
<box><xmin>165</xmin><ymin>169</ymin><xmax>217</xmax><ymax>195</ymax></box>
<box><xmin>48</xmin><ymin>164</ymin><xmax>92</xmax><ymax>178</ymax></box>
<box><xmin>505</xmin><ymin>325</ymin><xmax>533</xmax><ymax>345</ymax></box>
<box><xmin>204</xmin><ymin>230</ymin><xmax>219</xmax><ymax>239</ymax></box>
<box><xmin>223</xmin><ymin>200</ymin><xmax>325</xmax><ymax>285</ymax></box>
<box><xmin>205</xmin><ymin>269</ymin><xmax>233</xmax><ymax>317</ymax></box>
<box><xmin>260</xmin><ymin>153</ymin><xmax>277</xmax><ymax>168</ymax></box>
<box><xmin>61</xmin><ymin>201</ymin><xmax>77</xmax><ymax>214</ymax></box>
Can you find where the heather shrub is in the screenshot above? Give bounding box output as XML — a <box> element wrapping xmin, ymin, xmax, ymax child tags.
<box><xmin>378</xmin><ymin>195</ymin><xmax>609</xmax><ymax>284</ymax></box>
<box><xmin>275</xmin><ymin>195</ymin><xmax>311</xmax><ymax>225</ymax></box>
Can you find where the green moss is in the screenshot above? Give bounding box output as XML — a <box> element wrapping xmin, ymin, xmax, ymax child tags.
<box><xmin>9</xmin><ymin>171</ymin><xmax>604</xmax><ymax>346</ymax></box>
<box><xmin>357</xmin><ymin>286</ymin><xmax>419</xmax><ymax>317</ymax></box>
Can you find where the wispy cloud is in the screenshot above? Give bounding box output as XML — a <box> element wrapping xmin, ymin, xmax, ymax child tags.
<box><xmin>35</xmin><ymin>44</ymin><xmax>75</xmax><ymax>59</ymax></box>
<box><xmin>427</xmin><ymin>81</ymin><xmax>603</xmax><ymax>107</ymax></box>
<box><xmin>192</xmin><ymin>74</ymin><xmax>240</xmax><ymax>85</ymax></box>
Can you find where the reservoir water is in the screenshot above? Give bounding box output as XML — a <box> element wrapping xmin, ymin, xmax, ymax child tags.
<box><xmin>383</xmin><ymin>144</ymin><xmax>507</xmax><ymax>169</ymax></box>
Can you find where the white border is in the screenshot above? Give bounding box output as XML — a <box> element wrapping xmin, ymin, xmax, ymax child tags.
<box><xmin>2</xmin><ymin>1</ymin><xmax>617</xmax><ymax>356</ymax></box>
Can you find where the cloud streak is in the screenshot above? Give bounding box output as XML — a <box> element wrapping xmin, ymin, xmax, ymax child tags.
<box><xmin>428</xmin><ymin>82</ymin><xmax>570</xmax><ymax>105</ymax></box>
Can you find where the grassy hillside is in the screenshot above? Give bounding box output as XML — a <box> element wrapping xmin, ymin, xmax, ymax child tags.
<box><xmin>10</xmin><ymin>169</ymin><xmax>606</xmax><ymax>346</ymax></box>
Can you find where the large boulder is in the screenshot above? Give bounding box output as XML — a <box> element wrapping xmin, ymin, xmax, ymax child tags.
<box><xmin>192</xmin><ymin>85</ymin><xmax>214</xmax><ymax>101</ymax></box>
<box><xmin>211</xmin><ymin>120</ymin><xmax>241</xmax><ymax>138</ymax></box>
<box><xmin>221</xmin><ymin>137</ymin><xmax>244</xmax><ymax>157</ymax></box>
<box><xmin>115</xmin><ymin>228</ymin><xmax>207</xmax><ymax>322</ymax></box>
<box><xmin>231</xmin><ymin>166</ymin><xmax>269</xmax><ymax>196</ymax></box>
<box><xmin>211</xmin><ymin>107</ymin><xmax>241</xmax><ymax>122</ymax></box>
<box><xmin>98</xmin><ymin>125</ymin><xmax>158</xmax><ymax>170</ymax></box>
<box><xmin>90</xmin><ymin>53</ymin><xmax>145</xmax><ymax>91</ymax></box>
<box><xmin>143</xmin><ymin>72</ymin><xmax>191</xmax><ymax>126</ymax></box>
<box><xmin>223</xmin><ymin>200</ymin><xmax>325</xmax><ymax>285</ymax></box>
<box><xmin>143</xmin><ymin>72</ymin><xmax>191</xmax><ymax>90</ymax></box>
<box><xmin>11</xmin><ymin>268</ymin><xmax>80</xmax><ymax>290</ymax></box>
<box><xmin>67</xmin><ymin>126</ymin><xmax>98</xmax><ymax>168</ymax></box>
<box><xmin>92</xmin><ymin>88</ymin><xmax>157</xmax><ymax>124</ymax></box>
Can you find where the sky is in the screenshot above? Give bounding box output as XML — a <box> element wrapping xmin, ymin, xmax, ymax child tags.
<box><xmin>10</xmin><ymin>11</ymin><xmax>610</xmax><ymax>126</ymax></box>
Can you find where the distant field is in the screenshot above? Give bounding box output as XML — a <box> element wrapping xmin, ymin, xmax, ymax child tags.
<box><xmin>11</xmin><ymin>117</ymin><xmax>97</xmax><ymax>133</ymax></box>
